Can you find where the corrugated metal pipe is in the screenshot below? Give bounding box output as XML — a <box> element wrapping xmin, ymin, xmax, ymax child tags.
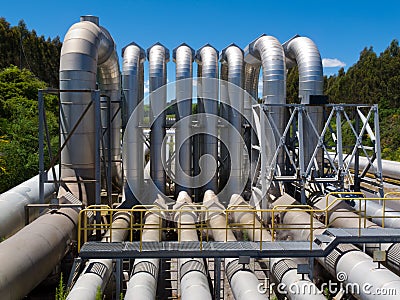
<box><xmin>147</xmin><ymin>43</ymin><xmax>169</xmax><ymax>195</ymax></box>
<box><xmin>283</xmin><ymin>36</ymin><xmax>324</xmax><ymax>173</ymax></box>
<box><xmin>203</xmin><ymin>190</ymin><xmax>268</xmax><ymax>300</ymax></box>
<box><xmin>122</xmin><ymin>42</ymin><xmax>146</xmax><ymax>204</ymax></box>
<box><xmin>275</xmin><ymin>193</ymin><xmax>400</xmax><ymax>300</ymax></box>
<box><xmin>244</xmin><ymin>35</ymin><xmax>286</xmax><ymax>199</ymax></box>
<box><xmin>124</xmin><ymin>196</ymin><xmax>166</xmax><ymax>300</ymax></box>
<box><xmin>195</xmin><ymin>45</ymin><xmax>219</xmax><ymax>193</ymax></box>
<box><xmin>60</xmin><ymin>15</ymin><xmax>121</xmax><ymax>202</ymax></box>
<box><xmin>220</xmin><ymin>44</ymin><xmax>245</xmax><ymax>196</ymax></box>
<box><xmin>173</xmin><ymin>191</ymin><xmax>212</xmax><ymax>300</ymax></box>
<box><xmin>66</xmin><ymin>211</ymin><xmax>131</xmax><ymax>300</ymax></box>
<box><xmin>0</xmin><ymin>167</ymin><xmax>59</xmax><ymax>239</ymax></box>
<box><xmin>173</xmin><ymin>43</ymin><xmax>194</xmax><ymax>196</ymax></box>
<box><xmin>0</xmin><ymin>193</ymin><xmax>80</xmax><ymax>299</ymax></box>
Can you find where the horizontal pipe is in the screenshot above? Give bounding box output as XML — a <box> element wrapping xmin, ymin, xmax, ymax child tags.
<box><xmin>0</xmin><ymin>167</ymin><xmax>59</xmax><ymax>239</ymax></box>
<box><xmin>0</xmin><ymin>202</ymin><xmax>79</xmax><ymax>299</ymax></box>
<box><xmin>67</xmin><ymin>212</ymin><xmax>131</xmax><ymax>300</ymax></box>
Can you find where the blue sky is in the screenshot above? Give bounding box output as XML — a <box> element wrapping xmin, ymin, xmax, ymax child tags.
<box><xmin>1</xmin><ymin>0</ymin><xmax>399</xmax><ymax>85</ymax></box>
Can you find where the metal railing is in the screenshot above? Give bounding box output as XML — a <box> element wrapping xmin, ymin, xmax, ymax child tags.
<box><xmin>77</xmin><ymin>194</ymin><xmax>400</xmax><ymax>252</ymax></box>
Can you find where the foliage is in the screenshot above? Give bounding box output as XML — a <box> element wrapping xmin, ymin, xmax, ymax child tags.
<box><xmin>55</xmin><ymin>273</ymin><xmax>67</xmax><ymax>300</ymax></box>
<box><xmin>0</xmin><ymin>66</ymin><xmax>58</xmax><ymax>192</ymax></box>
<box><xmin>0</xmin><ymin>18</ymin><xmax>61</xmax><ymax>87</ymax></box>
<box><xmin>95</xmin><ymin>286</ymin><xmax>102</xmax><ymax>300</ymax></box>
<box><xmin>287</xmin><ymin>39</ymin><xmax>400</xmax><ymax>161</ymax></box>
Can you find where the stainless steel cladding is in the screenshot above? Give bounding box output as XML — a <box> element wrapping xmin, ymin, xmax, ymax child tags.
<box><xmin>244</xmin><ymin>35</ymin><xmax>286</xmax><ymax>198</ymax></box>
<box><xmin>147</xmin><ymin>43</ymin><xmax>169</xmax><ymax>194</ymax></box>
<box><xmin>195</xmin><ymin>45</ymin><xmax>219</xmax><ymax>193</ymax></box>
<box><xmin>173</xmin><ymin>44</ymin><xmax>195</xmax><ymax>196</ymax></box>
<box><xmin>220</xmin><ymin>44</ymin><xmax>244</xmax><ymax>195</ymax></box>
<box><xmin>122</xmin><ymin>43</ymin><xmax>146</xmax><ymax>200</ymax></box>
<box><xmin>284</xmin><ymin>36</ymin><xmax>324</xmax><ymax>172</ymax></box>
<box><xmin>59</xmin><ymin>16</ymin><xmax>121</xmax><ymax>201</ymax></box>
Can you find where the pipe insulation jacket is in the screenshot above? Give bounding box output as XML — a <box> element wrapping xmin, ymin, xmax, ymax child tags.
<box><xmin>0</xmin><ymin>167</ymin><xmax>59</xmax><ymax>239</ymax></box>
<box><xmin>0</xmin><ymin>204</ymin><xmax>79</xmax><ymax>299</ymax></box>
<box><xmin>173</xmin><ymin>191</ymin><xmax>212</xmax><ymax>300</ymax></box>
<box><xmin>173</xmin><ymin>44</ymin><xmax>194</xmax><ymax>196</ymax></box>
<box><xmin>122</xmin><ymin>42</ymin><xmax>146</xmax><ymax>202</ymax></box>
<box><xmin>60</xmin><ymin>16</ymin><xmax>121</xmax><ymax>201</ymax></box>
<box><xmin>125</xmin><ymin>196</ymin><xmax>167</xmax><ymax>300</ymax></box>
<box><xmin>67</xmin><ymin>212</ymin><xmax>131</xmax><ymax>300</ymax></box>
<box><xmin>203</xmin><ymin>190</ymin><xmax>268</xmax><ymax>300</ymax></box>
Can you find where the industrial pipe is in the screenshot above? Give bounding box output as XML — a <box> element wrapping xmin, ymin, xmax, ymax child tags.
<box><xmin>0</xmin><ymin>167</ymin><xmax>59</xmax><ymax>239</ymax></box>
<box><xmin>0</xmin><ymin>194</ymin><xmax>80</xmax><ymax>299</ymax></box>
<box><xmin>195</xmin><ymin>45</ymin><xmax>219</xmax><ymax>193</ymax></box>
<box><xmin>67</xmin><ymin>212</ymin><xmax>131</xmax><ymax>300</ymax></box>
<box><xmin>203</xmin><ymin>190</ymin><xmax>268</xmax><ymax>300</ymax></box>
<box><xmin>173</xmin><ymin>43</ymin><xmax>194</xmax><ymax>196</ymax></box>
<box><xmin>125</xmin><ymin>196</ymin><xmax>166</xmax><ymax>300</ymax></box>
<box><xmin>283</xmin><ymin>36</ymin><xmax>324</xmax><ymax>174</ymax></box>
<box><xmin>173</xmin><ymin>191</ymin><xmax>212</xmax><ymax>300</ymax></box>
<box><xmin>122</xmin><ymin>42</ymin><xmax>146</xmax><ymax>204</ymax></box>
<box><xmin>220</xmin><ymin>44</ymin><xmax>245</xmax><ymax>196</ymax></box>
<box><xmin>60</xmin><ymin>15</ymin><xmax>121</xmax><ymax>202</ymax></box>
<box><xmin>275</xmin><ymin>194</ymin><xmax>400</xmax><ymax>300</ymax></box>
<box><xmin>244</xmin><ymin>35</ymin><xmax>286</xmax><ymax>200</ymax></box>
<box><xmin>147</xmin><ymin>43</ymin><xmax>169</xmax><ymax>195</ymax></box>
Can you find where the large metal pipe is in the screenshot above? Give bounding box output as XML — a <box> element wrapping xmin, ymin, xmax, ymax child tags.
<box><xmin>244</xmin><ymin>35</ymin><xmax>286</xmax><ymax>199</ymax></box>
<box><xmin>125</xmin><ymin>197</ymin><xmax>166</xmax><ymax>300</ymax></box>
<box><xmin>122</xmin><ymin>42</ymin><xmax>146</xmax><ymax>203</ymax></box>
<box><xmin>0</xmin><ymin>196</ymin><xmax>80</xmax><ymax>299</ymax></box>
<box><xmin>173</xmin><ymin>43</ymin><xmax>194</xmax><ymax>196</ymax></box>
<box><xmin>0</xmin><ymin>167</ymin><xmax>59</xmax><ymax>239</ymax></box>
<box><xmin>173</xmin><ymin>191</ymin><xmax>212</xmax><ymax>300</ymax></box>
<box><xmin>283</xmin><ymin>36</ymin><xmax>324</xmax><ymax>173</ymax></box>
<box><xmin>195</xmin><ymin>45</ymin><xmax>219</xmax><ymax>193</ymax></box>
<box><xmin>60</xmin><ymin>15</ymin><xmax>121</xmax><ymax>201</ymax></box>
<box><xmin>276</xmin><ymin>194</ymin><xmax>400</xmax><ymax>300</ymax></box>
<box><xmin>147</xmin><ymin>43</ymin><xmax>169</xmax><ymax>195</ymax></box>
<box><xmin>353</xmin><ymin>200</ymin><xmax>400</xmax><ymax>228</ymax></box>
<box><xmin>67</xmin><ymin>212</ymin><xmax>130</xmax><ymax>300</ymax></box>
<box><xmin>203</xmin><ymin>190</ymin><xmax>268</xmax><ymax>300</ymax></box>
<box><xmin>220</xmin><ymin>45</ymin><xmax>245</xmax><ymax>196</ymax></box>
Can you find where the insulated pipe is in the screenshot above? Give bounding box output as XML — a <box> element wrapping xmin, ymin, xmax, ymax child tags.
<box><xmin>203</xmin><ymin>190</ymin><xmax>268</xmax><ymax>300</ymax></box>
<box><xmin>122</xmin><ymin>43</ymin><xmax>146</xmax><ymax>203</ymax></box>
<box><xmin>195</xmin><ymin>45</ymin><xmax>219</xmax><ymax>193</ymax></box>
<box><xmin>147</xmin><ymin>43</ymin><xmax>169</xmax><ymax>195</ymax></box>
<box><xmin>0</xmin><ymin>167</ymin><xmax>59</xmax><ymax>239</ymax></box>
<box><xmin>173</xmin><ymin>43</ymin><xmax>194</xmax><ymax>196</ymax></box>
<box><xmin>0</xmin><ymin>202</ymin><xmax>79</xmax><ymax>299</ymax></box>
<box><xmin>173</xmin><ymin>191</ymin><xmax>212</xmax><ymax>300</ymax></box>
<box><xmin>353</xmin><ymin>200</ymin><xmax>400</xmax><ymax>228</ymax></box>
<box><xmin>67</xmin><ymin>212</ymin><xmax>131</xmax><ymax>300</ymax></box>
<box><xmin>228</xmin><ymin>194</ymin><xmax>271</xmax><ymax>242</ymax></box>
<box><xmin>220</xmin><ymin>44</ymin><xmax>245</xmax><ymax>196</ymax></box>
<box><xmin>60</xmin><ymin>16</ymin><xmax>121</xmax><ymax>201</ymax></box>
<box><xmin>276</xmin><ymin>194</ymin><xmax>400</xmax><ymax>300</ymax></box>
<box><xmin>270</xmin><ymin>258</ymin><xmax>325</xmax><ymax>300</ymax></box>
<box><xmin>244</xmin><ymin>35</ymin><xmax>286</xmax><ymax>199</ymax></box>
<box><xmin>125</xmin><ymin>197</ymin><xmax>166</xmax><ymax>300</ymax></box>
<box><xmin>283</xmin><ymin>36</ymin><xmax>324</xmax><ymax>173</ymax></box>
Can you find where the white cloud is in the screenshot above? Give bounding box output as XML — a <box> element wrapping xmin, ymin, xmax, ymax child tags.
<box><xmin>144</xmin><ymin>80</ymin><xmax>149</xmax><ymax>94</ymax></box>
<box><xmin>322</xmin><ymin>58</ymin><xmax>346</xmax><ymax>68</ymax></box>
<box><xmin>258</xmin><ymin>80</ymin><xmax>263</xmax><ymax>97</ymax></box>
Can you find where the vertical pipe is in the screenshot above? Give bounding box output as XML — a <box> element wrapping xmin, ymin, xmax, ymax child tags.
<box><xmin>220</xmin><ymin>44</ymin><xmax>245</xmax><ymax>196</ymax></box>
<box><xmin>122</xmin><ymin>43</ymin><xmax>146</xmax><ymax>203</ymax></box>
<box><xmin>195</xmin><ymin>45</ymin><xmax>219</xmax><ymax>194</ymax></box>
<box><xmin>173</xmin><ymin>191</ymin><xmax>212</xmax><ymax>300</ymax></box>
<box><xmin>147</xmin><ymin>43</ymin><xmax>169</xmax><ymax>195</ymax></box>
<box><xmin>173</xmin><ymin>43</ymin><xmax>194</xmax><ymax>196</ymax></box>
